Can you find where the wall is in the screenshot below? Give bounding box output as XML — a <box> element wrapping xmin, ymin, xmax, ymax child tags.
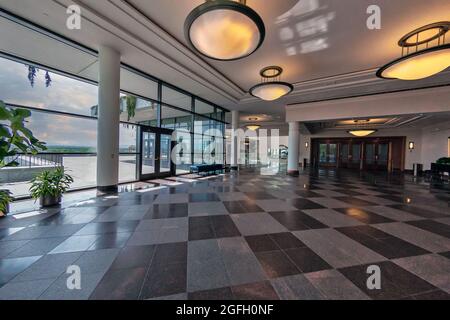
<box><xmin>421</xmin><ymin>121</ymin><xmax>450</xmax><ymax>170</ymax></box>
<box><xmin>299</xmin><ymin>128</ymin><xmax>423</xmax><ymax>170</ymax></box>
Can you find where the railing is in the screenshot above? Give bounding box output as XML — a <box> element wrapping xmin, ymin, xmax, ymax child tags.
<box><xmin>4</xmin><ymin>153</ymin><xmax>64</xmax><ymax>168</ymax></box>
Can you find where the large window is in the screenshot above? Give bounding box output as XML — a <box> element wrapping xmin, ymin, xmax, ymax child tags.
<box><xmin>0</xmin><ymin>54</ymin><xmax>228</xmax><ymax>198</ymax></box>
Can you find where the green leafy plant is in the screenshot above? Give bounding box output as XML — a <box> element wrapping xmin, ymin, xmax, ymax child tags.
<box><xmin>125</xmin><ymin>96</ymin><xmax>137</xmax><ymax>121</ymax></box>
<box><xmin>436</xmin><ymin>157</ymin><xmax>450</xmax><ymax>165</ymax></box>
<box><xmin>0</xmin><ymin>100</ymin><xmax>47</xmax><ymax>168</ymax></box>
<box><xmin>30</xmin><ymin>168</ymin><xmax>74</xmax><ymax>200</ymax></box>
<box><xmin>0</xmin><ymin>190</ymin><xmax>13</xmax><ymax>215</ymax></box>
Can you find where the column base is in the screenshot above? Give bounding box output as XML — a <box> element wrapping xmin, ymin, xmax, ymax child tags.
<box><xmin>287</xmin><ymin>170</ymin><xmax>300</xmax><ymax>177</ymax></box>
<box><xmin>97</xmin><ymin>185</ymin><xmax>118</xmax><ymax>194</ymax></box>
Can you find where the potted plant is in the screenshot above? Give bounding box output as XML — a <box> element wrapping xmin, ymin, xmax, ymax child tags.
<box><xmin>30</xmin><ymin>168</ymin><xmax>74</xmax><ymax>207</ymax></box>
<box><xmin>0</xmin><ymin>100</ymin><xmax>47</xmax><ymax>215</ymax></box>
<box><xmin>0</xmin><ymin>190</ymin><xmax>13</xmax><ymax>217</ymax></box>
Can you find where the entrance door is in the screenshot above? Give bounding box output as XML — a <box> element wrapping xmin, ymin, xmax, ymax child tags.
<box><xmin>318</xmin><ymin>143</ymin><xmax>338</xmax><ymax>167</ymax></box>
<box><xmin>139</xmin><ymin>127</ymin><xmax>175</xmax><ymax>180</ymax></box>
<box><xmin>340</xmin><ymin>143</ymin><xmax>349</xmax><ymax>168</ymax></box>
<box><xmin>348</xmin><ymin>143</ymin><xmax>362</xmax><ymax>169</ymax></box>
<box><xmin>363</xmin><ymin>142</ymin><xmax>390</xmax><ymax>171</ymax></box>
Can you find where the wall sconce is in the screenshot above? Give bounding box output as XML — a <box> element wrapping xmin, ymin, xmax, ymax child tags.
<box><xmin>408</xmin><ymin>141</ymin><xmax>415</xmax><ymax>152</ymax></box>
<box><xmin>305</xmin><ymin>142</ymin><xmax>309</xmax><ymax>149</ymax></box>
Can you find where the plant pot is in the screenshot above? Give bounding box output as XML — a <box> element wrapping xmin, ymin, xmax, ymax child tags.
<box><xmin>40</xmin><ymin>195</ymin><xmax>62</xmax><ymax>207</ymax></box>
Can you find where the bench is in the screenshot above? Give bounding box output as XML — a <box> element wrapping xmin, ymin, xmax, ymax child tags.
<box><xmin>190</xmin><ymin>164</ymin><xmax>224</xmax><ymax>175</ymax></box>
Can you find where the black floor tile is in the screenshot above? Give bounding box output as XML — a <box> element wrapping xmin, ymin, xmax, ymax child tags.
<box><xmin>295</xmin><ymin>190</ymin><xmax>322</xmax><ymax>198</ymax></box>
<box><xmin>336</xmin><ymin>208</ymin><xmax>394</xmax><ymax>224</ymax></box>
<box><xmin>231</xmin><ymin>281</ymin><xmax>279</xmax><ymax>300</ymax></box>
<box><xmin>284</xmin><ymin>247</ymin><xmax>332</xmax><ymax>273</ymax></box>
<box><xmin>110</xmin><ymin>245</ymin><xmax>156</xmax><ymax>270</ymax></box>
<box><xmin>88</xmin><ymin>232</ymin><xmax>132</xmax><ymax>251</ymax></box>
<box><xmin>268</xmin><ymin>232</ymin><xmax>306</xmax><ymax>250</ymax></box>
<box><xmin>244</xmin><ymin>192</ymin><xmax>276</xmax><ymax>200</ymax></box>
<box><xmin>189</xmin><ymin>193</ymin><xmax>220</xmax><ymax>202</ymax></box>
<box><xmin>90</xmin><ymin>267</ymin><xmax>147</xmax><ymax>300</ymax></box>
<box><xmin>140</xmin><ymin>261</ymin><xmax>186</xmax><ymax>299</ymax></box>
<box><xmin>334</xmin><ymin>189</ymin><xmax>366</xmax><ymax>196</ymax></box>
<box><xmin>286</xmin><ymin>199</ymin><xmax>325</xmax><ymax>210</ymax></box>
<box><xmin>147</xmin><ymin>204</ymin><xmax>188</xmax><ymax>219</ymax></box>
<box><xmin>270</xmin><ymin>211</ymin><xmax>327</xmax><ymax>230</ymax></box>
<box><xmin>337</xmin><ymin>226</ymin><xmax>429</xmax><ymax>259</ymax></box>
<box><xmin>152</xmin><ymin>242</ymin><xmax>187</xmax><ymax>266</ymax></box>
<box><xmin>389</xmin><ymin>205</ymin><xmax>447</xmax><ymax>219</ymax></box>
<box><xmin>189</xmin><ymin>217</ymin><xmax>215</xmax><ymax>241</ymax></box>
<box><xmin>210</xmin><ymin>215</ymin><xmax>241</xmax><ymax>238</ymax></box>
<box><xmin>334</xmin><ymin>196</ymin><xmax>378</xmax><ymax>207</ymax></box>
<box><xmin>76</xmin><ymin>221</ymin><xmax>139</xmax><ymax>235</ymax></box>
<box><xmin>245</xmin><ymin>235</ymin><xmax>279</xmax><ymax>253</ymax></box>
<box><xmin>411</xmin><ymin>290</ymin><xmax>450</xmax><ymax>300</ymax></box>
<box><xmin>255</xmin><ymin>251</ymin><xmax>300</xmax><ymax>278</ymax></box>
<box><xmin>440</xmin><ymin>251</ymin><xmax>450</xmax><ymax>259</ymax></box>
<box><xmin>223</xmin><ymin>201</ymin><xmax>247</xmax><ymax>214</ymax></box>
<box><xmin>339</xmin><ymin>261</ymin><xmax>437</xmax><ymax>300</ymax></box>
<box><xmin>406</xmin><ymin>220</ymin><xmax>450</xmax><ymax>239</ymax></box>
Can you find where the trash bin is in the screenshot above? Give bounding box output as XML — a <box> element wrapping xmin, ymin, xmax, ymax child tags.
<box><xmin>303</xmin><ymin>158</ymin><xmax>308</xmax><ymax>168</ymax></box>
<box><xmin>413</xmin><ymin>163</ymin><xmax>423</xmax><ymax>177</ymax></box>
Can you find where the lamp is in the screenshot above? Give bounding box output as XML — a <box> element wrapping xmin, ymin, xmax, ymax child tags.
<box><xmin>377</xmin><ymin>22</ymin><xmax>450</xmax><ymax>80</ymax></box>
<box><xmin>409</xmin><ymin>141</ymin><xmax>415</xmax><ymax>151</ymax></box>
<box><xmin>249</xmin><ymin>66</ymin><xmax>294</xmax><ymax>101</ymax></box>
<box><xmin>246</xmin><ymin>124</ymin><xmax>261</xmax><ymax>131</ymax></box>
<box><xmin>305</xmin><ymin>142</ymin><xmax>309</xmax><ymax>149</ymax></box>
<box><xmin>348</xmin><ymin>120</ymin><xmax>377</xmax><ymax>137</ymax></box>
<box><xmin>185</xmin><ymin>0</ymin><xmax>265</xmax><ymax>61</ymax></box>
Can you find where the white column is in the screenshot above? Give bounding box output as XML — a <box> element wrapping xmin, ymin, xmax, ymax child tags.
<box><xmin>288</xmin><ymin>122</ymin><xmax>300</xmax><ymax>176</ymax></box>
<box><xmin>97</xmin><ymin>46</ymin><xmax>121</xmax><ymax>192</ymax></box>
<box><xmin>231</xmin><ymin>110</ymin><xmax>239</xmax><ymax>169</ymax></box>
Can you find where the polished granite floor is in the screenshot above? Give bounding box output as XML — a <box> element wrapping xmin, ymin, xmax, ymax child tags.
<box><xmin>0</xmin><ymin>168</ymin><xmax>450</xmax><ymax>300</ymax></box>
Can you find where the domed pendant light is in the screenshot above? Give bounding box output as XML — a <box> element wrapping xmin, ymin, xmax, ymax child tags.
<box><xmin>348</xmin><ymin>120</ymin><xmax>377</xmax><ymax>137</ymax></box>
<box><xmin>185</xmin><ymin>0</ymin><xmax>265</xmax><ymax>61</ymax></box>
<box><xmin>377</xmin><ymin>22</ymin><xmax>450</xmax><ymax>80</ymax></box>
<box><xmin>249</xmin><ymin>66</ymin><xmax>294</xmax><ymax>101</ymax></box>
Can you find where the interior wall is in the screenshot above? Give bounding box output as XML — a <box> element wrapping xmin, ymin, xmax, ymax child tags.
<box><xmin>421</xmin><ymin>121</ymin><xmax>450</xmax><ymax>170</ymax></box>
<box><xmin>299</xmin><ymin>128</ymin><xmax>423</xmax><ymax>170</ymax></box>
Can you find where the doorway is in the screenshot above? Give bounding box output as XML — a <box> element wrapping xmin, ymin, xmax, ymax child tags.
<box><xmin>139</xmin><ymin>126</ymin><xmax>175</xmax><ymax>180</ymax></box>
<box><xmin>311</xmin><ymin>137</ymin><xmax>404</xmax><ymax>172</ymax></box>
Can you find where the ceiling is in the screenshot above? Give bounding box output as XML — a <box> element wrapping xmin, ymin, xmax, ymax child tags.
<box><xmin>305</xmin><ymin>112</ymin><xmax>450</xmax><ymax>134</ymax></box>
<box><xmin>1</xmin><ymin>0</ymin><xmax>450</xmax><ymax>118</ymax></box>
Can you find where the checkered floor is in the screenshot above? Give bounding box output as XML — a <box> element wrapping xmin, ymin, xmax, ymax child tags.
<box><xmin>1</xmin><ymin>167</ymin><xmax>450</xmax><ymax>300</ymax></box>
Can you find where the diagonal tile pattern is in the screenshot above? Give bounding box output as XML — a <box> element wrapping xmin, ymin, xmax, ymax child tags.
<box><xmin>0</xmin><ymin>168</ymin><xmax>449</xmax><ymax>300</ymax></box>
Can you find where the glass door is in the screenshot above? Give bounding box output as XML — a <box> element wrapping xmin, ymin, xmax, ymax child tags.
<box><xmin>349</xmin><ymin>143</ymin><xmax>362</xmax><ymax>169</ymax></box>
<box><xmin>340</xmin><ymin>143</ymin><xmax>349</xmax><ymax>168</ymax></box>
<box><xmin>377</xmin><ymin>143</ymin><xmax>389</xmax><ymax>170</ymax></box>
<box><xmin>139</xmin><ymin>127</ymin><xmax>175</xmax><ymax>180</ymax></box>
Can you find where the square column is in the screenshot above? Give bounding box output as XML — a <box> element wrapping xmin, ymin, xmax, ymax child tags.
<box><xmin>288</xmin><ymin>122</ymin><xmax>300</xmax><ymax>176</ymax></box>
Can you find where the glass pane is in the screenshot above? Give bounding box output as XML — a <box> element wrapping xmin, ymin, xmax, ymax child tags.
<box><xmin>365</xmin><ymin>144</ymin><xmax>375</xmax><ymax>164</ymax></box>
<box><xmin>120</xmin><ymin>68</ymin><xmax>158</xmax><ymax>101</ymax></box>
<box><xmin>119</xmin><ymin>94</ymin><xmax>158</xmax><ymax>124</ymax></box>
<box><xmin>162</xmin><ymin>85</ymin><xmax>191</xmax><ymax>111</ymax></box>
<box><xmin>142</xmin><ymin>132</ymin><xmax>156</xmax><ymax>175</ymax></box>
<box><xmin>328</xmin><ymin>144</ymin><xmax>337</xmax><ymax>163</ymax></box>
<box><xmin>120</xmin><ymin>124</ymin><xmax>138</xmax><ymax>153</ymax></box>
<box><xmin>119</xmin><ymin>155</ymin><xmax>137</xmax><ymax>182</ymax></box>
<box><xmin>162</xmin><ymin>106</ymin><xmax>192</xmax><ymax>132</ymax></box>
<box><xmin>341</xmin><ymin>144</ymin><xmax>349</xmax><ymax>163</ymax></box>
<box><xmin>195</xmin><ymin>99</ymin><xmax>215</xmax><ymax>116</ymax></box>
<box><xmin>0</xmin><ymin>57</ymin><xmax>97</xmax><ymax>116</ymax></box>
<box><xmin>194</xmin><ymin>115</ymin><xmax>213</xmax><ymax>136</ymax></box>
<box><xmin>378</xmin><ymin>143</ymin><xmax>389</xmax><ymax>165</ymax></box>
<box><xmin>352</xmin><ymin>144</ymin><xmax>361</xmax><ymax>163</ymax></box>
<box><xmin>319</xmin><ymin>144</ymin><xmax>327</xmax><ymax>163</ymax></box>
<box><xmin>160</xmin><ymin>134</ymin><xmax>172</xmax><ymax>173</ymax></box>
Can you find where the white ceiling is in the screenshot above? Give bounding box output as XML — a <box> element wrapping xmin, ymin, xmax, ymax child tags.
<box><xmin>1</xmin><ymin>0</ymin><xmax>450</xmax><ymax>119</ymax></box>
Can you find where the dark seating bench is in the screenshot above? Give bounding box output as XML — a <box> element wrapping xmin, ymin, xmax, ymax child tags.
<box><xmin>190</xmin><ymin>164</ymin><xmax>224</xmax><ymax>175</ymax></box>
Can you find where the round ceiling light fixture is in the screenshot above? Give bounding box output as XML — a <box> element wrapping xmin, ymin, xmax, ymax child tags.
<box><xmin>184</xmin><ymin>0</ymin><xmax>265</xmax><ymax>61</ymax></box>
<box><xmin>246</xmin><ymin>124</ymin><xmax>261</xmax><ymax>131</ymax></box>
<box><xmin>249</xmin><ymin>66</ymin><xmax>294</xmax><ymax>101</ymax></box>
<box><xmin>347</xmin><ymin>120</ymin><xmax>377</xmax><ymax>137</ymax></box>
<box><xmin>377</xmin><ymin>22</ymin><xmax>450</xmax><ymax>80</ymax></box>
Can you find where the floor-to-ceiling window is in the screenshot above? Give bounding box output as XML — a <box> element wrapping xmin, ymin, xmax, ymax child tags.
<box><xmin>0</xmin><ymin>54</ymin><xmax>229</xmax><ymax>198</ymax></box>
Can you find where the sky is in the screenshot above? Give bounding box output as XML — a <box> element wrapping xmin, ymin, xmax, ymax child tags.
<box><xmin>0</xmin><ymin>57</ymin><xmax>136</xmax><ymax>149</ymax></box>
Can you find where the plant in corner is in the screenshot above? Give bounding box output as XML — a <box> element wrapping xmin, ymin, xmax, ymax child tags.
<box><xmin>436</xmin><ymin>157</ymin><xmax>450</xmax><ymax>165</ymax></box>
<box><xmin>30</xmin><ymin>168</ymin><xmax>74</xmax><ymax>207</ymax></box>
<box><xmin>0</xmin><ymin>100</ymin><xmax>47</xmax><ymax>216</ymax></box>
